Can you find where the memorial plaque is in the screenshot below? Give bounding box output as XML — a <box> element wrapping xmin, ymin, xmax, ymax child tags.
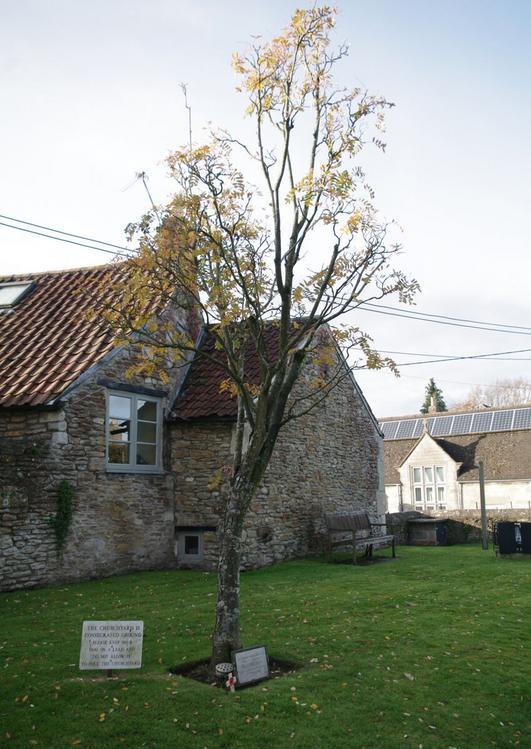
<box><xmin>79</xmin><ymin>621</ymin><xmax>144</xmax><ymax>670</ymax></box>
<box><xmin>232</xmin><ymin>645</ymin><xmax>269</xmax><ymax>687</ymax></box>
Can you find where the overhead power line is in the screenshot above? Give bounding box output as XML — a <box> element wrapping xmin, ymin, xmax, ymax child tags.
<box><xmin>356</xmin><ymin>346</ymin><xmax>531</xmax><ymax>370</ymax></box>
<box><xmin>1</xmin><ymin>211</ymin><xmax>530</xmax><ymax>340</ymax></box>
<box><xmin>374</xmin><ymin>348</ymin><xmax>531</xmax><ymax>362</ymax></box>
<box><xmin>356</xmin><ymin>304</ymin><xmax>531</xmax><ymax>336</ymax></box>
<box><xmin>361</xmin><ymin>301</ymin><xmax>531</xmax><ymax>332</ymax></box>
<box><xmin>0</xmin><ymin>213</ymin><xmax>130</xmax><ymax>252</ymax></box>
<box><xmin>0</xmin><ymin>216</ymin><xmax>132</xmax><ymax>258</ymax></box>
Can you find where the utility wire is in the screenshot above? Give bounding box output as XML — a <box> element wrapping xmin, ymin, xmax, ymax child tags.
<box><xmin>0</xmin><ymin>221</ymin><xmax>132</xmax><ymax>258</ymax></box>
<box><xmin>356</xmin><ymin>304</ymin><xmax>531</xmax><ymax>336</ymax></box>
<box><xmin>1</xmin><ymin>212</ymin><xmax>530</xmax><ymax>338</ymax></box>
<box><xmin>374</xmin><ymin>348</ymin><xmax>531</xmax><ymax>362</ymax></box>
<box><xmin>362</xmin><ymin>301</ymin><xmax>531</xmax><ymax>332</ymax></box>
<box><xmin>356</xmin><ymin>346</ymin><xmax>531</xmax><ymax>370</ymax></box>
<box><xmin>0</xmin><ymin>213</ymin><xmax>131</xmax><ymax>253</ymax></box>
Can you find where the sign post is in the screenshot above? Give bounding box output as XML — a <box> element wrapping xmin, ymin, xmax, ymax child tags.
<box><xmin>479</xmin><ymin>461</ymin><xmax>488</xmax><ymax>550</ymax></box>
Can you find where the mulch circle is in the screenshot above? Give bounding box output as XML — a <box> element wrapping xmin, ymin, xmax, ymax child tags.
<box><xmin>170</xmin><ymin>657</ymin><xmax>301</xmax><ymax>689</ymax></box>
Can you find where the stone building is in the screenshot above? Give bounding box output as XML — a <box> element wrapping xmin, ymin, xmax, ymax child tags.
<box><xmin>381</xmin><ymin>408</ymin><xmax>531</xmax><ymax>513</ymax></box>
<box><xmin>0</xmin><ymin>263</ymin><xmax>384</xmax><ymax>591</ymax></box>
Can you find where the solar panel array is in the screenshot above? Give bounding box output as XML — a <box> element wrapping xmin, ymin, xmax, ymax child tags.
<box><xmin>381</xmin><ymin>407</ymin><xmax>531</xmax><ymax>440</ymax></box>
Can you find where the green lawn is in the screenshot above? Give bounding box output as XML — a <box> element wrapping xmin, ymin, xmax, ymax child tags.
<box><xmin>1</xmin><ymin>546</ymin><xmax>529</xmax><ymax>749</ymax></box>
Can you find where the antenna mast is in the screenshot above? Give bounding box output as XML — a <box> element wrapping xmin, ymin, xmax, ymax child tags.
<box><xmin>180</xmin><ymin>82</ymin><xmax>192</xmax><ymax>151</ymax></box>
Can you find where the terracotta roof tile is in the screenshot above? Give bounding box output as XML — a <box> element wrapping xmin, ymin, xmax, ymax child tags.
<box><xmin>0</xmin><ymin>263</ymin><xmax>131</xmax><ymax>407</ymax></box>
<box><xmin>171</xmin><ymin>324</ymin><xmax>282</xmax><ymax>420</ymax></box>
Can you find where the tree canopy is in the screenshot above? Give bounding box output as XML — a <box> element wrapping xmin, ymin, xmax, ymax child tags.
<box><xmin>451</xmin><ymin>378</ymin><xmax>531</xmax><ymax>411</ymax></box>
<box><xmin>420</xmin><ymin>378</ymin><xmax>447</xmax><ymax>414</ymax></box>
<box><xmin>102</xmin><ymin>6</ymin><xmax>418</xmax><ymax>666</ymax></box>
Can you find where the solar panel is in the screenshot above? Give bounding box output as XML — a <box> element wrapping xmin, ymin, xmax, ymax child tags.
<box><xmin>427</xmin><ymin>417</ymin><xmax>438</xmax><ymax>434</ymax></box>
<box><xmin>450</xmin><ymin>413</ymin><xmax>473</xmax><ymax>435</ymax></box>
<box><xmin>412</xmin><ymin>419</ymin><xmax>424</xmax><ymax>438</ymax></box>
<box><xmin>471</xmin><ymin>411</ymin><xmax>493</xmax><ymax>433</ymax></box>
<box><xmin>395</xmin><ymin>420</ymin><xmax>418</xmax><ymax>439</ymax></box>
<box><xmin>382</xmin><ymin>421</ymin><xmax>399</xmax><ymax>439</ymax></box>
<box><xmin>381</xmin><ymin>407</ymin><xmax>531</xmax><ymax>439</ymax></box>
<box><xmin>430</xmin><ymin>415</ymin><xmax>454</xmax><ymax>436</ymax></box>
<box><xmin>491</xmin><ymin>410</ymin><xmax>513</xmax><ymax>432</ymax></box>
<box><xmin>513</xmin><ymin>408</ymin><xmax>531</xmax><ymax>430</ymax></box>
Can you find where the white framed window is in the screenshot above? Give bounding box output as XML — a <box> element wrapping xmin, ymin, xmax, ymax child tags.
<box><xmin>0</xmin><ymin>282</ymin><xmax>33</xmax><ymax>308</ymax></box>
<box><xmin>412</xmin><ymin>465</ymin><xmax>446</xmax><ymax>511</ymax></box>
<box><xmin>106</xmin><ymin>391</ymin><xmax>162</xmax><ymax>473</ymax></box>
<box><xmin>177</xmin><ymin>532</ymin><xmax>203</xmax><ymax>563</ymax></box>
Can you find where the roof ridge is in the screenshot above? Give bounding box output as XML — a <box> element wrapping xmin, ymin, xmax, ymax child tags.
<box><xmin>0</xmin><ymin>261</ymin><xmax>128</xmax><ymax>282</ymax></box>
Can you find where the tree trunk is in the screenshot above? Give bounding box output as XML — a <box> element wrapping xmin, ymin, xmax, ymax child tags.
<box><xmin>211</xmin><ymin>481</ymin><xmax>250</xmax><ymax>666</ymax></box>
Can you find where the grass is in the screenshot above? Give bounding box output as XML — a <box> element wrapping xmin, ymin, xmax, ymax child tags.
<box><xmin>1</xmin><ymin>546</ymin><xmax>530</xmax><ymax>749</ymax></box>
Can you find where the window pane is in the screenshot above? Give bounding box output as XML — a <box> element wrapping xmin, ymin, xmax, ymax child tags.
<box><xmin>184</xmin><ymin>535</ymin><xmax>199</xmax><ymax>555</ymax></box>
<box><xmin>136</xmin><ymin>443</ymin><xmax>157</xmax><ymax>465</ymax></box>
<box><xmin>137</xmin><ymin>399</ymin><xmax>157</xmax><ymax>421</ymax></box>
<box><xmin>437</xmin><ymin>486</ymin><xmax>445</xmax><ymax>501</ymax></box>
<box><xmin>108</xmin><ymin>418</ymin><xmax>130</xmax><ymax>442</ymax></box>
<box><xmin>425</xmin><ymin>486</ymin><xmax>433</xmax><ymax>502</ymax></box>
<box><xmin>435</xmin><ymin>467</ymin><xmax>445</xmax><ymax>482</ymax></box>
<box><xmin>109</xmin><ymin>395</ymin><xmax>131</xmax><ymax>419</ymax></box>
<box><xmin>0</xmin><ymin>283</ymin><xmax>31</xmax><ymax>306</ymax></box>
<box><xmin>424</xmin><ymin>467</ymin><xmax>433</xmax><ymax>484</ymax></box>
<box><xmin>413</xmin><ymin>468</ymin><xmax>421</xmax><ymax>483</ymax></box>
<box><xmin>415</xmin><ymin>487</ymin><xmax>422</xmax><ymax>502</ymax></box>
<box><xmin>109</xmin><ymin>442</ymin><xmax>130</xmax><ymax>464</ymax></box>
<box><xmin>137</xmin><ymin>421</ymin><xmax>157</xmax><ymax>443</ymax></box>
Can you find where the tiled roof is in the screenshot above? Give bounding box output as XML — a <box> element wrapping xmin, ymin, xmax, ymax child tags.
<box><xmin>0</xmin><ymin>263</ymin><xmax>131</xmax><ymax>407</ymax></box>
<box><xmin>383</xmin><ymin>431</ymin><xmax>531</xmax><ymax>484</ymax></box>
<box><xmin>171</xmin><ymin>324</ymin><xmax>282</xmax><ymax>420</ymax></box>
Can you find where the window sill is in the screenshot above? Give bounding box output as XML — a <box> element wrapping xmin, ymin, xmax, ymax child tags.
<box><xmin>106</xmin><ymin>465</ymin><xmax>167</xmax><ymax>476</ymax></box>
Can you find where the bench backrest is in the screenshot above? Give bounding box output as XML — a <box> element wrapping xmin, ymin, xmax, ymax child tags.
<box><xmin>325</xmin><ymin>511</ymin><xmax>371</xmax><ymax>532</ymax></box>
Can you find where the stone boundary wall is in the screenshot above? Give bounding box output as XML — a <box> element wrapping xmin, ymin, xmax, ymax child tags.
<box><xmin>437</xmin><ymin>509</ymin><xmax>531</xmax><ymax>542</ymax></box>
<box><xmin>385</xmin><ymin>509</ymin><xmax>531</xmax><ymax>546</ymax></box>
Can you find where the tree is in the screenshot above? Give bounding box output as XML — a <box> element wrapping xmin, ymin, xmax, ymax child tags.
<box><xmin>420</xmin><ymin>378</ymin><xmax>447</xmax><ymax>414</ymax></box>
<box><xmin>452</xmin><ymin>378</ymin><xmax>531</xmax><ymax>411</ymax></box>
<box><xmin>103</xmin><ymin>6</ymin><xmax>418</xmax><ymax>667</ymax></box>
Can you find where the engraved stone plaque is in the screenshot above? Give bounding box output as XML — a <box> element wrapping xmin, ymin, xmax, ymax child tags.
<box><xmin>79</xmin><ymin>621</ymin><xmax>143</xmax><ymax>670</ymax></box>
<box><xmin>232</xmin><ymin>645</ymin><xmax>269</xmax><ymax>687</ymax></box>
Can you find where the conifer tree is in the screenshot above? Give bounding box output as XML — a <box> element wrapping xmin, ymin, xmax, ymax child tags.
<box><xmin>420</xmin><ymin>378</ymin><xmax>447</xmax><ymax>414</ymax></box>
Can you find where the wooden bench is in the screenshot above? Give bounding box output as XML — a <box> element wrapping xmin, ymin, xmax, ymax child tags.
<box><xmin>325</xmin><ymin>511</ymin><xmax>396</xmax><ymax>564</ymax></box>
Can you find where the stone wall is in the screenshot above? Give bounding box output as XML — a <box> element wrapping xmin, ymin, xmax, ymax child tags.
<box><xmin>1</xmin><ymin>329</ymin><xmax>382</xmax><ymax>588</ymax></box>
<box><xmin>172</xmin><ymin>365</ymin><xmax>383</xmax><ymax>570</ymax></box>
<box><xmin>0</xmin><ymin>334</ymin><xmax>189</xmax><ymax>592</ymax></box>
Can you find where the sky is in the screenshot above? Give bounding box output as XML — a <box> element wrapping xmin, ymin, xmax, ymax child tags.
<box><xmin>1</xmin><ymin>0</ymin><xmax>530</xmax><ymax>417</ymax></box>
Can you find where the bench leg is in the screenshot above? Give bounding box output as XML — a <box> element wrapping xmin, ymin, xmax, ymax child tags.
<box><xmin>352</xmin><ymin>530</ymin><xmax>357</xmax><ymax>565</ymax></box>
<box><xmin>392</xmin><ymin>538</ymin><xmax>396</xmax><ymax>558</ymax></box>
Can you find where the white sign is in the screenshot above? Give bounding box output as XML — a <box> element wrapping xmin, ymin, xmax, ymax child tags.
<box><xmin>79</xmin><ymin>621</ymin><xmax>144</xmax><ymax>670</ymax></box>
